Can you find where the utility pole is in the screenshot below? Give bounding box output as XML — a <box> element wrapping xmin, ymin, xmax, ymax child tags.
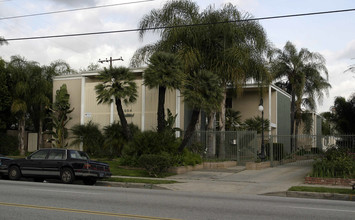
<box><xmin>98</xmin><ymin>56</ymin><xmax>124</xmax><ymax>69</ymax></box>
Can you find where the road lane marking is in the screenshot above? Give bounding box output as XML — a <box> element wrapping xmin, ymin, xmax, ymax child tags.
<box><xmin>25</xmin><ymin>188</ymin><xmax>100</xmax><ymax>195</ymax></box>
<box><xmin>0</xmin><ymin>202</ymin><xmax>180</xmax><ymax>220</ymax></box>
<box><xmin>288</xmin><ymin>206</ymin><xmax>355</xmax><ymax>213</ymax></box>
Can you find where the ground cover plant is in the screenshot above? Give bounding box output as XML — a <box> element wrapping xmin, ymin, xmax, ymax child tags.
<box><xmin>311</xmin><ymin>147</ymin><xmax>355</xmax><ymax>178</ymax></box>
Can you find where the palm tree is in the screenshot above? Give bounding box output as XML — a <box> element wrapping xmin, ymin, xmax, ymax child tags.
<box><xmin>199</xmin><ymin>4</ymin><xmax>270</xmax><ymax>132</ymax></box>
<box><xmin>132</xmin><ymin>1</ymin><xmax>270</xmax><ymax>132</ymax></box>
<box><xmin>95</xmin><ymin>67</ymin><xmax>138</xmax><ymax>140</ymax></box>
<box><xmin>36</xmin><ymin>61</ymin><xmax>72</xmax><ymax>148</ymax></box>
<box><xmin>225</xmin><ymin>109</ymin><xmax>242</xmax><ymax>131</ymax></box>
<box><xmin>7</xmin><ymin>56</ymin><xmax>33</xmax><ymax>155</ymax></box>
<box><xmin>144</xmin><ymin>52</ymin><xmax>183</xmax><ymax>132</ymax></box>
<box><xmin>179</xmin><ymin>70</ymin><xmax>223</xmax><ymax>152</ymax></box>
<box><xmin>270</xmin><ymin>41</ymin><xmax>330</xmax><ymax>150</ymax></box>
<box><xmin>130</xmin><ymin>0</ymin><xmax>200</xmax><ymax>67</ymax></box>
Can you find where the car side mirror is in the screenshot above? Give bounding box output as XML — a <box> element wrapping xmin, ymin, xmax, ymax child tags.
<box><xmin>26</xmin><ymin>156</ymin><xmax>30</xmax><ymax>160</ymax></box>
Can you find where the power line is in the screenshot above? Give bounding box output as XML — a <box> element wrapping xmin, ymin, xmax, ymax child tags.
<box><xmin>0</xmin><ymin>0</ymin><xmax>154</xmax><ymax>20</ymax></box>
<box><xmin>2</xmin><ymin>8</ymin><xmax>355</xmax><ymax>42</ymax></box>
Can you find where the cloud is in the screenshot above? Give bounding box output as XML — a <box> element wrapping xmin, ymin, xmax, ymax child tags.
<box><xmin>334</xmin><ymin>40</ymin><xmax>355</xmax><ymax>61</ymax></box>
<box><xmin>45</xmin><ymin>0</ymin><xmax>97</xmax><ymax>7</ymax></box>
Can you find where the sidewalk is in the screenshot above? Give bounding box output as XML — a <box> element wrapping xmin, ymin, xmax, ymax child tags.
<box><xmin>158</xmin><ymin>163</ymin><xmax>313</xmax><ymax>195</ymax></box>
<box><xmin>102</xmin><ymin>163</ymin><xmax>354</xmax><ymax>201</ymax></box>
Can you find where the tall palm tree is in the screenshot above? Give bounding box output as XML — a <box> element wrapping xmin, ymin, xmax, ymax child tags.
<box><xmin>7</xmin><ymin>56</ymin><xmax>33</xmax><ymax>155</ymax></box>
<box><xmin>132</xmin><ymin>1</ymin><xmax>270</xmax><ymax>132</ymax></box>
<box><xmin>179</xmin><ymin>70</ymin><xmax>223</xmax><ymax>152</ymax></box>
<box><xmin>130</xmin><ymin>0</ymin><xmax>200</xmax><ymax>67</ymax></box>
<box><xmin>144</xmin><ymin>51</ymin><xmax>183</xmax><ymax>132</ymax></box>
<box><xmin>199</xmin><ymin>4</ymin><xmax>270</xmax><ymax>132</ymax></box>
<box><xmin>270</xmin><ymin>41</ymin><xmax>330</xmax><ymax>150</ymax></box>
<box><xmin>95</xmin><ymin>67</ymin><xmax>138</xmax><ymax>140</ymax></box>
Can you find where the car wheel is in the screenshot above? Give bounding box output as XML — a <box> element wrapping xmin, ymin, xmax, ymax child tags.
<box><xmin>61</xmin><ymin>168</ymin><xmax>75</xmax><ymax>184</ymax></box>
<box><xmin>83</xmin><ymin>178</ymin><xmax>97</xmax><ymax>185</ymax></box>
<box><xmin>8</xmin><ymin>166</ymin><xmax>21</xmax><ymax>180</ymax></box>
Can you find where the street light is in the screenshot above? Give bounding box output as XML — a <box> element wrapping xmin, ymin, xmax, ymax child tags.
<box><xmin>258</xmin><ymin>98</ymin><xmax>266</xmax><ymax>160</ymax></box>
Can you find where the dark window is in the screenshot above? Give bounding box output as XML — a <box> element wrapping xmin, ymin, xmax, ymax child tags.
<box><xmin>29</xmin><ymin>150</ymin><xmax>49</xmax><ymax>160</ymax></box>
<box><xmin>225</xmin><ymin>98</ymin><xmax>232</xmax><ymax>109</ymax></box>
<box><xmin>47</xmin><ymin>150</ymin><xmax>65</xmax><ymax>160</ymax></box>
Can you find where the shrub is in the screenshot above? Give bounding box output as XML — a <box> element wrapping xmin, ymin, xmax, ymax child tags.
<box><xmin>311</xmin><ymin>147</ymin><xmax>355</xmax><ymax>178</ymax></box>
<box><xmin>103</xmin><ymin>123</ymin><xmax>140</xmax><ymax>158</ymax></box>
<box><xmin>70</xmin><ymin>121</ymin><xmax>104</xmax><ymax>157</ymax></box>
<box><xmin>187</xmin><ymin>142</ymin><xmax>206</xmax><ymax>156</ymax></box>
<box><xmin>122</xmin><ymin>130</ymin><xmax>179</xmax><ymax>159</ymax></box>
<box><xmin>0</xmin><ymin>133</ymin><xmax>19</xmax><ymax>156</ymax></box>
<box><xmin>170</xmin><ymin>149</ymin><xmax>202</xmax><ymax>167</ymax></box>
<box><xmin>138</xmin><ymin>153</ymin><xmax>173</xmax><ymax>177</ymax></box>
<box><xmin>265</xmin><ymin>143</ymin><xmax>284</xmax><ymax>161</ymax></box>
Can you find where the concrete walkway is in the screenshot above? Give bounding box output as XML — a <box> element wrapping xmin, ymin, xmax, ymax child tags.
<box><xmin>159</xmin><ymin>163</ymin><xmax>313</xmax><ymax>195</ymax></box>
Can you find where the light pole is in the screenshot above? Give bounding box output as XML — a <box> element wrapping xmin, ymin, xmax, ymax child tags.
<box><xmin>258</xmin><ymin>98</ymin><xmax>266</xmax><ymax>160</ymax></box>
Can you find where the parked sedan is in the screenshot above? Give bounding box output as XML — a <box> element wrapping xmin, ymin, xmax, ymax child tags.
<box><xmin>0</xmin><ymin>149</ymin><xmax>111</xmax><ymax>185</ymax></box>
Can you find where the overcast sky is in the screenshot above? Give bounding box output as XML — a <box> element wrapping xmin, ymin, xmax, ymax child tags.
<box><xmin>1</xmin><ymin>0</ymin><xmax>355</xmax><ymax>113</ymax></box>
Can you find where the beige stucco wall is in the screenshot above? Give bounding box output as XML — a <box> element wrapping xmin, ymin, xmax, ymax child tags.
<box><xmin>53</xmin><ymin>73</ymin><xmax>185</xmax><ymax>134</ymax></box>
<box><xmin>233</xmin><ymin>89</ymin><xmax>273</xmax><ymax>123</ymax></box>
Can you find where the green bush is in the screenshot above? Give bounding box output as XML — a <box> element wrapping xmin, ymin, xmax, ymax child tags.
<box><xmin>122</xmin><ymin>130</ymin><xmax>179</xmax><ymax>159</ymax></box>
<box><xmin>265</xmin><ymin>143</ymin><xmax>284</xmax><ymax>161</ymax></box>
<box><xmin>0</xmin><ymin>133</ymin><xmax>18</xmax><ymax>156</ymax></box>
<box><xmin>119</xmin><ymin>155</ymin><xmax>139</xmax><ymax>167</ymax></box>
<box><xmin>181</xmin><ymin>149</ymin><xmax>202</xmax><ymax>166</ymax></box>
<box><xmin>187</xmin><ymin>142</ymin><xmax>206</xmax><ymax>156</ymax></box>
<box><xmin>102</xmin><ymin>123</ymin><xmax>140</xmax><ymax>158</ymax></box>
<box><xmin>311</xmin><ymin>147</ymin><xmax>355</xmax><ymax>178</ymax></box>
<box><xmin>138</xmin><ymin>153</ymin><xmax>173</xmax><ymax>177</ymax></box>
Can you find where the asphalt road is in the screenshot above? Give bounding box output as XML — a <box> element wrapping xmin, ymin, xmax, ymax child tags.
<box><xmin>0</xmin><ymin>179</ymin><xmax>354</xmax><ymax>220</ymax></box>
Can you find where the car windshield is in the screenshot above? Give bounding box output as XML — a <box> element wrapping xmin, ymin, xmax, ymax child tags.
<box><xmin>69</xmin><ymin>150</ymin><xmax>89</xmax><ymax>160</ymax></box>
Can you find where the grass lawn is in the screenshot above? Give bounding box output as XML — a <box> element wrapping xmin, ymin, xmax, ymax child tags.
<box><xmin>289</xmin><ymin>186</ymin><xmax>355</xmax><ymax>195</ymax></box>
<box><xmin>102</xmin><ymin>177</ymin><xmax>178</xmax><ymax>184</ymax></box>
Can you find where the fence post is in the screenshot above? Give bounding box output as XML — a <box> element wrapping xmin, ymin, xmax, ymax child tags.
<box><xmin>269</xmin><ymin>136</ymin><xmax>273</xmax><ymax>167</ymax></box>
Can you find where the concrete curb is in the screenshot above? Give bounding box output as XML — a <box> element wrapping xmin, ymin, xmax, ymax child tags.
<box><xmin>96</xmin><ymin>181</ymin><xmax>170</xmax><ymax>190</ymax></box>
<box><xmin>264</xmin><ymin>191</ymin><xmax>355</xmax><ymax>201</ymax></box>
<box><xmin>286</xmin><ymin>191</ymin><xmax>355</xmax><ymax>201</ymax></box>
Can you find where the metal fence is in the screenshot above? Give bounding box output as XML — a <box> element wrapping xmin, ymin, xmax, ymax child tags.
<box><xmin>187</xmin><ymin>132</ymin><xmax>355</xmax><ymax>166</ymax></box>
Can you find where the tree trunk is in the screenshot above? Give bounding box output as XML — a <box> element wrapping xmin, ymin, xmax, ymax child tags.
<box><xmin>115</xmin><ymin>98</ymin><xmax>131</xmax><ymax>140</ymax></box>
<box><xmin>157</xmin><ymin>86</ymin><xmax>166</xmax><ymax>133</ymax></box>
<box><xmin>206</xmin><ymin>112</ymin><xmax>216</xmax><ymax>156</ymax></box>
<box><xmin>218</xmin><ymin>91</ymin><xmax>227</xmax><ymax>131</ymax></box>
<box><xmin>218</xmin><ymin>92</ymin><xmax>227</xmax><ymax>158</ymax></box>
<box><xmin>295</xmin><ymin>117</ymin><xmax>300</xmax><ymax>150</ymax></box>
<box><xmin>18</xmin><ymin>116</ymin><xmax>26</xmax><ymax>156</ymax></box>
<box><xmin>290</xmin><ymin>89</ymin><xmax>296</xmax><ymax>152</ymax></box>
<box><xmin>179</xmin><ymin>109</ymin><xmax>200</xmax><ymax>152</ymax></box>
<box><xmin>38</xmin><ymin>105</ymin><xmax>43</xmax><ymax>150</ymax></box>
